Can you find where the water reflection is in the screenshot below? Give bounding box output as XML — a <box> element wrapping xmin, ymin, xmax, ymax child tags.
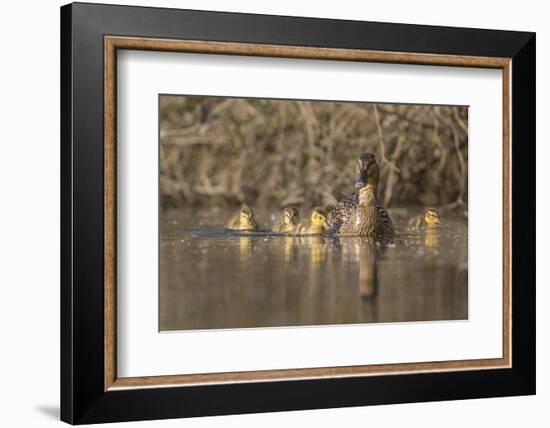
<box><xmin>283</xmin><ymin>237</ymin><xmax>295</xmax><ymax>264</ymax></box>
<box><xmin>159</xmin><ymin>208</ymin><xmax>467</xmax><ymax>331</ymax></box>
<box><xmin>304</xmin><ymin>236</ymin><xmax>327</xmax><ymax>266</ymax></box>
<box><xmin>239</xmin><ymin>237</ymin><xmax>253</xmax><ymax>261</ymax></box>
<box><xmin>357</xmin><ymin>239</ymin><xmax>378</xmax><ymax>300</ymax></box>
<box><xmin>329</xmin><ymin>236</ymin><xmax>380</xmax><ymax>300</ymax></box>
<box><xmin>425</xmin><ymin>228</ymin><xmax>439</xmax><ymax>249</ymax></box>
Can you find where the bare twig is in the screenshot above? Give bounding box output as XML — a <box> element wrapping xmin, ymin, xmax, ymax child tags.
<box><xmin>373</xmin><ymin>105</ymin><xmax>400</xmax><ymax>174</ymax></box>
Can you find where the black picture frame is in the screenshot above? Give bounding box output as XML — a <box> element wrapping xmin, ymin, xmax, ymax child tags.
<box><xmin>61</xmin><ymin>2</ymin><xmax>535</xmax><ymax>424</ymax></box>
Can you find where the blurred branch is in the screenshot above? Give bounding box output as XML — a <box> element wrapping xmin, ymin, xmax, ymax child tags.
<box><xmin>372</xmin><ymin>105</ymin><xmax>400</xmax><ymax>174</ymax></box>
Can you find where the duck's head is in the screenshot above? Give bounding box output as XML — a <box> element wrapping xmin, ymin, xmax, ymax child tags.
<box><xmin>355</xmin><ymin>153</ymin><xmax>380</xmax><ymax>190</ymax></box>
<box><xmin>358</xmin><ymin>184</ymin><xmax>377</xmax><ymax>206</ymax></box>
<box><xmin>239</xmin><ymin>205</ymin><xmax>257</xmax><ymax>228</ymax></box>
<box><xmin>310</xmin><ymin>207</ymin><xmax>328</xmax><ymax>229</ymax></box>
<box><xmin>424</xmin><ymin>209</ymin><xmax>440</xmax><ymax>227</ymax></box>
<box><xmin>283</xmin><ymin>206</ymin><xmax>299</xmax><ymax>225</ymax></box>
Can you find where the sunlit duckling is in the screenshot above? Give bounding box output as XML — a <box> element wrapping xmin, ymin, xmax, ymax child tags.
<box><xmin>296</xmin><ymin>207</ymin><xmax>328</xmax><ymax>235</ymax></box>
<box><xmin>226</xmin><ymin>205</ymin><xmax>259</xmax><ymax>231</ymax></box>
<box><xmin>337</xmin><ymin>184</ymin><xmax>394</xmax><ymax>237</ymax></box>
<box><xmin>273</xmin><ymin>206</ymin><xmax>300</xmax><ymax>233</ymax></box>
<box><xmin>327</xmin><ymin>152</ymin><xmax>393</xmax><ymax>235</ymax></box>
<box><xmin>408</xmin><ymin>209</ymin><xmax>441</xmax><ymax>231</ymax></box>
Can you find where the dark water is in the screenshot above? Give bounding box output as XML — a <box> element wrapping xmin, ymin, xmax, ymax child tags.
<box><xmin>160</xmin><ymin>208</ymin><xmax>468</xmax><ymax>331</ymax></box>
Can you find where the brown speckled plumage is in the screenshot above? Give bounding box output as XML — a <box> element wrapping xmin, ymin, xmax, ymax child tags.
<box><xmin>337</xmin><ymin>186</ymin><xmax>394</xmax><ymax>237</ymax></box>
<box><xmin>327</xmin><ymin>153</ymin><xmax>393</xmax><ymax>236</ymax></box>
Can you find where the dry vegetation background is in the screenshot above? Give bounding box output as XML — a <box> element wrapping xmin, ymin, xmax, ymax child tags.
<box><xmin>160</xmin><ymin>95</ymin><xmax>468</xmax><ymax>210</ymax></box>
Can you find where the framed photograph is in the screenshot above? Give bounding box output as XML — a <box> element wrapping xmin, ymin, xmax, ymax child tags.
<box><xmin>61</xmin><ymin>2</ymin><xmax>535</xmax><ymax>424</ymax></box>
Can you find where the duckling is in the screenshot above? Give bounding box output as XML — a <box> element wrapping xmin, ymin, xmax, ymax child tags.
<box><xmin>337</xmin><ymin>184</ymin><xmax>394</xmax><ymax>237</ymax></box>
<box><xmin>226</xmin><ymin>205</ymin><xmax>259</xmax><ymax>231</ymax></box>
<box><xmin>408</xmin><ymin>209</ymin><xmax>440</xmax><ymax>231</ymax></box>
<box><xmin>295</xmin><ymin>207</ymin><xmax>328</xmax><ymax>235</ymax></box>
<box><xmin>327</xmin><ymin>153</ymin><xmax>393</xmax><ymax>236</ymax></box>
<box><xmin>272</xmin><ymin>206</ymin><xmax>300</xmax><ymax>233</ymax></box>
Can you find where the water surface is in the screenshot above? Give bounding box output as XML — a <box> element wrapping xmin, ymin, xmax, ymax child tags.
<box><xmin>160</xmin><ymin>207</ymin><xmax>468</xmax><ymax>331</ymax></box>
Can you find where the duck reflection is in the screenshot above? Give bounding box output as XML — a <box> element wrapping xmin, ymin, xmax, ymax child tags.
<box><xmin>306</xmin><ymin>236</ymin><xmax>328</xmax><ymax>266</ymax></box>
<box><xmin>329</xmin><ymin>236</ymin><xmax>380</xmax><ymax>300</ymax></box>
<box><xmin>283</xmin><ymin>236</ymin><xmax>296</xmax><ymax>264</ymax></box>
<box><xmin>424</xmin><ymin>228</ymin><xmax>439</xmax><ymax>249</ymax></box>
<box><xmin>239</xmin><ymin>236</ymin><xmax>254</xmax><ymax>261</ymax></box>
<box><xmin>358</xmin><ymin>240</ymin><xmax>378</xmax><ymax>300</ymax></box>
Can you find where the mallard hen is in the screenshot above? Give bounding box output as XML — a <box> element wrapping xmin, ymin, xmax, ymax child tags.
<box><xmin>327</xmin><ymin>153</ymin><xmax>393</xmax><ymax>236</ymax></box>
<box><xmin>337</xmin><ymin>185</ymin><xmax>394</xmax><ymax>237</ymax></box>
